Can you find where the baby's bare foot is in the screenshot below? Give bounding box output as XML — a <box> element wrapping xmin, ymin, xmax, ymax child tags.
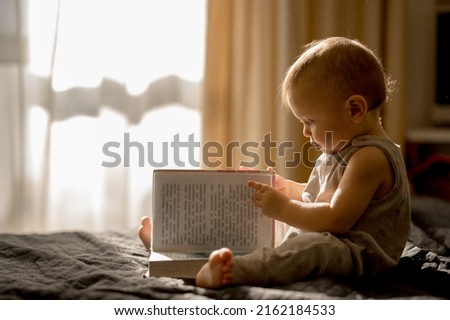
<box><xmin>138</xmin><ymin>216</ymin><xmax>151</xmax><ymax>251</ymax></box>
<box><xmin>196</xmin><ymin>248</ymin><xmax>233</xmax><ymax>289</ymax></box>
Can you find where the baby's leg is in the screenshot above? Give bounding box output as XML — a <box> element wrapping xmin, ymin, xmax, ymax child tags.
<box><xmin>138</xmin><ymin>216</ymin><xmax>151</xmax><ymax>251</ymax></box>
<box><xmin>230</xmin><ymin>231</ymin><xmax>355</xmax><ymax>286</ymax></box>
<box><xmin>196</xmin><ymin>248</ymin><xmax>234</xmax><ymax>289</ymax></box>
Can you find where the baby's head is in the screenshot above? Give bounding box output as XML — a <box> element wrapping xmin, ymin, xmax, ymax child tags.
<box><xmin>282</xmin><ymin>37</ymin><xmax>394</xmax><ymax>111</ymax></box>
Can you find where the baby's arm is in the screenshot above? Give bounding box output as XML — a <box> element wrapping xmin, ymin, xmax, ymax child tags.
<box><xmin>249</xmin><ymin>146</ymin><xmax>394</xmax><ymax>234</ymax></box>
<box><xmin>264</xmin><ymin>167</ymin><xmax>307</xmax><ymax>199</ymax></box>
<box><xmin>284</xmin><ymin>179</ymin><xmax>307</xmax><ymax>199</ymax></box>
<box><xmin>240</xmin><ymin>166</ymin><xmax>306</xmax><ymax>199</ymax></box>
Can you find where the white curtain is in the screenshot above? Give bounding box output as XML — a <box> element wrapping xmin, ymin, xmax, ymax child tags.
<box><xmin>0</xmin><ymin>0</ymin><xmax>205</xmax><ymax>233</ymax></box>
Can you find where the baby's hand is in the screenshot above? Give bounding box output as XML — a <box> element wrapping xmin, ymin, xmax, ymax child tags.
<box><xmin>240</xmin><ymin>166</ymin><xmax>290</xmax><ymax>197</ymax></box>
<box><xmin>248</xmin><ymin>180</ymin><xmax>291</xmax><ymax>221</ymax></box>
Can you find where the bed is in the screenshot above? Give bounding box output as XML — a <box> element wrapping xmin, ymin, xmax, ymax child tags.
<box><xmin>1</xmin><ymin>195</ymin><xmax>449</xmax><ymax>300</ymax></box>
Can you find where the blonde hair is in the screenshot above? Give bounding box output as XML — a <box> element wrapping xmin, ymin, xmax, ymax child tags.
<box><xmin>281</xmin><ymin>37</ymin><xmax>395</xmax><ymax>110</ymax></box>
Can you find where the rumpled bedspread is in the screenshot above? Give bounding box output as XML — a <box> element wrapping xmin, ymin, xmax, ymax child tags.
<box><xmin>1</xmin><ymin>196</ymin><xmax>449</xmax><ymax>299</ymax></box>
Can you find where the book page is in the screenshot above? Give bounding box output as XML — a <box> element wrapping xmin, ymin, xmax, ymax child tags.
<box><xmin>152</xmin><ymin>170</ymin><xmax>273</xmax><ymax>253</ymax></box>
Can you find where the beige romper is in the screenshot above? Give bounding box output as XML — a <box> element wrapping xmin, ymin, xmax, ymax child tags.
<box><xmin>231</xmin><ymin>135</ymin><xmax>411</xmax><ymax>286</ymax></box>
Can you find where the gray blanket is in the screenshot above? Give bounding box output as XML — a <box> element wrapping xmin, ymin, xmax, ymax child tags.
<box><xmin>1</xmin><ymin>196</ymin><xmax>449</xmax><ymax>299</ymax></box>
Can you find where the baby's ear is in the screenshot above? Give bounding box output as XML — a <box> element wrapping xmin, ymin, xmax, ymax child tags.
<box><xmin>346</xmin><ymin>95</ymin><xmax>368</xmax><ymax>124</ymax></box>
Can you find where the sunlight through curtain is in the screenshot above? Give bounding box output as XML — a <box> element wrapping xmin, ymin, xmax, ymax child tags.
<box><xmin>0</xmin><ymin>0</ymin><xmax>205</xmax><ymax>233</ymax></box>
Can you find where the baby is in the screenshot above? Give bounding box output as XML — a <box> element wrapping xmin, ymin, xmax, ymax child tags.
<box><xmin>140</xmin><ymin>37</ymin><xmax>411</xmax><ymax>288</ymax></box>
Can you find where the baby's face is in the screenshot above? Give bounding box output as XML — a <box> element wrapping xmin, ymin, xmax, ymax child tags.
<box><xmin>288</xmin><ymin>84</ymin><xmax>354</xmax><ymax>154</ymax></box>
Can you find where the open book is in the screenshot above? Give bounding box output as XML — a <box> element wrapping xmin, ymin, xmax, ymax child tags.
<box><xmin>148</xmin><ymin>169</ymin><xmax>274</xmax><ymax>278</ymax></box>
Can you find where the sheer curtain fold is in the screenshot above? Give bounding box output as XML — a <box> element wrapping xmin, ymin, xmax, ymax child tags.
<box><xmin>382</xmin><ymin>0</ymin><xmax>408</xmax><ymax>143</ymax></box>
